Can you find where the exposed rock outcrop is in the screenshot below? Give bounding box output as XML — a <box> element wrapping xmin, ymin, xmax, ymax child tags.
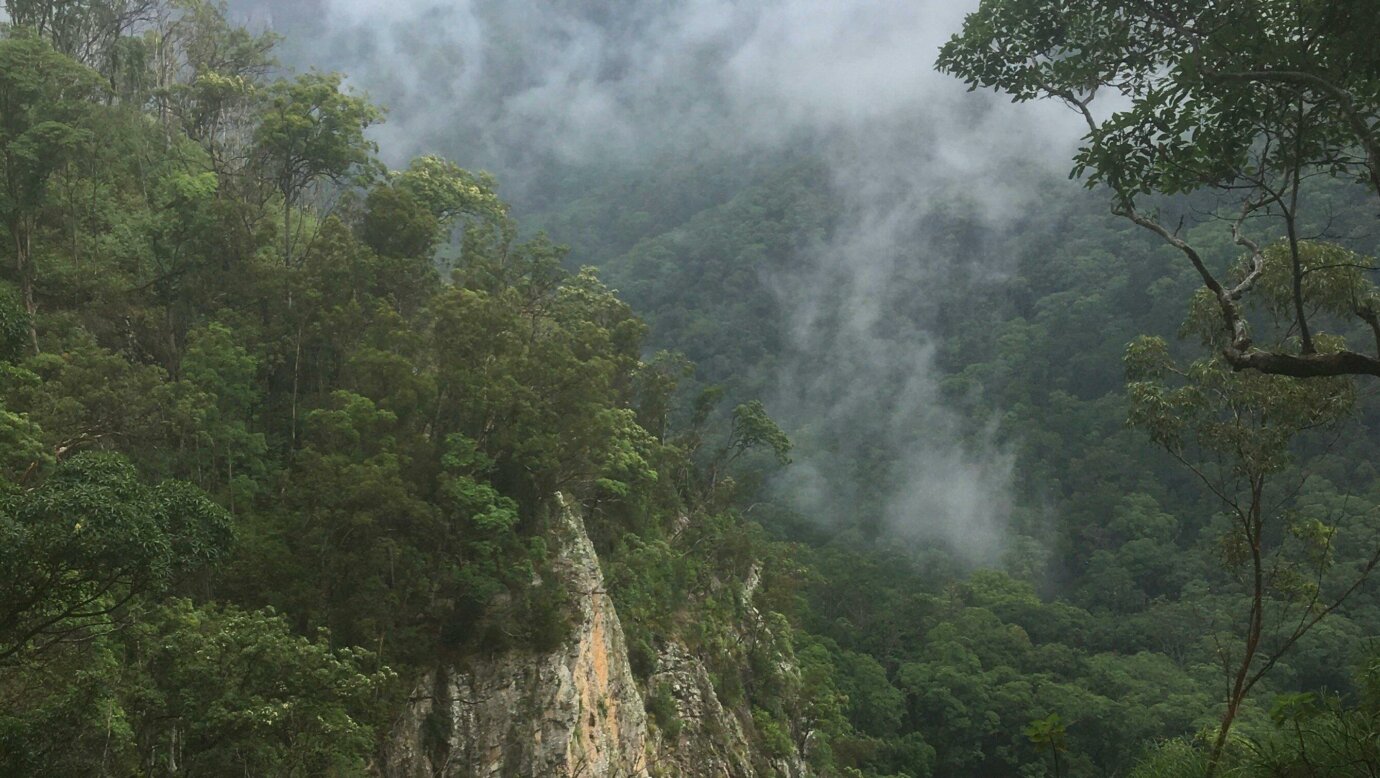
<box><xmin>384</xmin><ymin>495</ymin><xmax>815</xmax><ymax>777</ymax></box>
<box><xmin>643</xmin><ymin>565</ymin><xmax>808</xmax><ymax>778</ymax></box>
<box><xmin>645</xmin><ymin>641</ymin><xmax>755</xmax><ymax>777</ymax></box>
<box><xmin>386</xmin><ymin>495</ymin><xmax>649</xmax><ymax>777</ymax></box>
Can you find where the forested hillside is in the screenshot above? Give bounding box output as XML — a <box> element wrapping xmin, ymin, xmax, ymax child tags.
<box><xmin>5</xmin><ymin>2</ymin><xmax>1380</xmax><ymax>777</ymax></box>
<box><xmin>0</xmin><ymin>3</ymin><xmax>809</xmax><ymax>772</ymax></box>
<box><xmin>526</xmin><ymin>137</ymin><xmax>1380</xmax><ymax>778</ymax></box>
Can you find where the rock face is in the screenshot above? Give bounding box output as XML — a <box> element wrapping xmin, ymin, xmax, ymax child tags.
<box><xmin>646</xmin><ymin>641</ymin><xmax>756</xmax><ymax>777</ymax></box>
<box><xmin>385</xmin><ymin>495</ymin><xmax>650</xmax><ymax>777</ymax></box>
<box><xmin>643</xmin><ymin>564</ymin><xmax>807</xmax><ymax>778</ymax></box>
<box><xmin>385</xmin><ymin>496</ymin><xmax>814</xmax><ymax>777</ymax></box>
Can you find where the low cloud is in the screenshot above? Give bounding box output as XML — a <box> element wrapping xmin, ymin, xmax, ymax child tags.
<box><xmin>228</xmin><ymin>0</ymin><xmax>1088</xmax><ymax>561</ymax></box>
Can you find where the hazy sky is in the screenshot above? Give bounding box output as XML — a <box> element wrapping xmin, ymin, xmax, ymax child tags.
<box><xmin>230</xmin><ymin>0</ymin><xmax>1081</xmax><ymax>171</ymax></box>
<box><xmin>229</xmin><ymin>0</ymin><xmax>1091</xmax><ymax>561</ymax></box>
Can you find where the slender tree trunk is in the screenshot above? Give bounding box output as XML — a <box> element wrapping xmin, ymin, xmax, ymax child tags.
<box><xmin>70</xmin><ymin>197</ymin><xmax>80</xmax><ymax>278</ymax></box>
<box><xmin>167</xmin><ymin>311</ymin><xmax>179</xmax><ymax>377</ymax></box>
<box><xmin>283</xmin><ymin>193</ymin><xmax>293</xmax><ymax>266</ymax></box>
<box><xmin>13</xmin><ymin>218</ymin><xmax>39</xmax><ymax>354</ymax></box>
<box><xmin>1286</xmin><ymin>106</ymin><xmax>1313</xmax><ymax>354</ymax></box>
<box><xmin>290</xmin><ymin>322</ymin><xmax>303</xmax><ymax>447</ymax></box>
<box><xmin>1207</xmin><ymin>479</ymin><xmax>1267</xmax><ymax>778</ymax></box>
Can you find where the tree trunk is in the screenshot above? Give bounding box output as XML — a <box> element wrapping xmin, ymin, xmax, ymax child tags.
<box><xmin>290</xmin><ymin>322</ymin><xmax>303</xmax><ymax>447</ymax></box>
<box><xmin>1285</xmin><ymin>114</ymin><xmax>1313</xmax><ymax>355</ymax></box>
<box><xmin>13</xmin><ymin>218</ymin><xmax>39</xmax><ymax>354</ymax></box>
<box><xmin>1206</xmin><ymin>480</ymin><xmax>1267</xmax><ymax>778</ymax></box>
<box><xmin>283</xmin><ymin>192</ymin><xmax>293</xmax><ymax>266</ymax></box>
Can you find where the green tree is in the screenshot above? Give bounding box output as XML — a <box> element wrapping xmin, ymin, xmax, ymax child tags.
<box><xmin>4</xmin><ymin>0</ymin><xmax>158</xmax><ymax>70</ymax></box>
<box><xmin>0</xmin><ymin>453</ymin><xmax>231</xmax><ymax>661</ymax></box>
<box><xmin>1025</xmin><ymin>713</ymin><xmax>1068</xmax><ymax>778</ymax></box>
<box><xmin>176</xmin><ymin>321</ymin><xmax>268</xmax><ymax>510</ymax></box>
<box><xmin>124</xmin><ymin>599</ymin><xmax>390</xmax><ymax>777</ymax></box>
<box><xmin>4</xmin><ymin>338</ymin><xmax>174</xmax><ymax>461</ymax></box>
<box><xmin>151</xmin><ymin>0</ymin><xmax>278</xmax><ymax>159</ymax></box>
<box><xmin>253</xmin><ymin>71</ymin><xmax>381</xmax><ymax>265</ymax></box>
<box><xmin>391</xmin><ymin>154</ymin><xmax>506</xmax><ymax>230</ymax></box>
<box><xmin>360</xmin><ymin>184</ymin><xmax>440</xmax><ymax>260</ymax></box>
<box><xmin>939</xmin><ymin>0</ymin><xmax>1380</xmax><ymax>378</ymax></box>
<box><xmin>276</xmin><ymin>389</ymin><xmax>434</xmax><ymax>650</ymax></box>
<box><xmin>0</xmin><ymin>34</ymin><xmax>105</xmax><ymax>351</ymax></box>
<box><xmin>0</xmin><ymin>281</ymin><xmax>28</xmax><ymax>362</ymax></box>
<box><xmin>1126</xmin><ymin>322</ymin><xmax>1373</xmax><ymax>773</ymax></box>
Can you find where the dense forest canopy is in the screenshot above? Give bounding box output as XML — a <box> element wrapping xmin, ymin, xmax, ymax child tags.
<box><xmin>3</xmin><ymin>1</ymin><xmax>1380</xmax><ymax>777</ymax></box>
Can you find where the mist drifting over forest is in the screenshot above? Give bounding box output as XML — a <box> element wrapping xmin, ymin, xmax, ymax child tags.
<box><xmin>9</xmin><ymin>1</ymin><xmax>1380</xmax><ymax>775</ymax></box>
<box><xmin>227</xmin><ymin>0</ymin><xmax>1088</xmax><ymax>559</ymax></box>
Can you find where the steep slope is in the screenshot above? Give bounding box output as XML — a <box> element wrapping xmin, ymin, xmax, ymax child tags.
<box><xmin>386</xmin><ymin>495</ymin><xmax>651</xmax><ymax>777</ymax></box>
<box><xmin>385</xmin><ymin>494</ymin><xmax>811</xmax><ymax>778</ymax></box>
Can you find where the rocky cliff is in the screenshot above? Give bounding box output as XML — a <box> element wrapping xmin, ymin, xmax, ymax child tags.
<box><xmin>385</xmin><ymin>494</ymin><xmax>649</xmax><ymax>777</ymax></box>
<box><xmin>384</xmin><ymin>496</ymin><xmax>807</xmax><ymax>777</ymax></box>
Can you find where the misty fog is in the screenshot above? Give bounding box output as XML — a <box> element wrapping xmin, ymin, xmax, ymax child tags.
<box><xmin>229</xmin><ymin>0</ymin><xmax>1091</xmax><ymax>560</ymax></box>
